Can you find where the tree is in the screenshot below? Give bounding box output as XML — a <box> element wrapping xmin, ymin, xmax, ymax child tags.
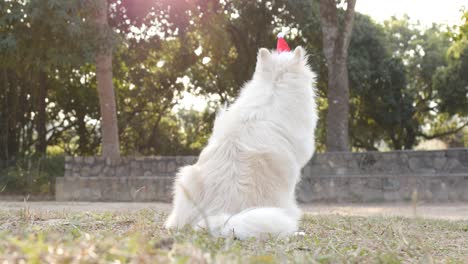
<box><xmin>288</xmin><ymin>4</ymin><xmax>431</xmax><ymax>151</ymax></box>
<box><xmin>384</xmin><ymin>15</ymin><xmax>467</xmax><ymax>146</ymax></box>
<box><xmin>347</xmin><ymin>14</ymin><xmax>414</xmax><ymax>150</ymax></box>
<box><xmin>430</xmin><ymin>11</ymin><xmax>468</xmax><ymax>144</ymax></box>
<box><xmin>95</xmin><ymin>0</ymin><xmax>120</xmax><ymax>159</ymax></box>
<box><xmin>0</xmin><ymin>0</ymin><xmax>95</xmax><ymax>159</ymax></box>
<box><xmin>188</xmin><ymin>0</ymin><xmax>290</xmax><ymax>101</ymax></box>
<box><xmin>436</xmin><ymin>11</ymin><xmax>468</xmax><ymax>117</ymax></box>
<box><xmin>2</xmin><ymin>0</ymin><xmax>465</xmax><ymax>161</ymax></box>
<box><xmin>107</xmin><ymin>0</ymin><xmax>197</xmax><ymax>155</ymax></box>
<box><xmin>318</xmin><ymin>0</ymin><xmax>357</xmax><ymax>152</ymax></box>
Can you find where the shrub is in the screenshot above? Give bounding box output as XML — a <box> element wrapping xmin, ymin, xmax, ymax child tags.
<box><xmin>0</xmin><ymin>154</ymin><xmax>64</xmax><ymax>196</ymax></box>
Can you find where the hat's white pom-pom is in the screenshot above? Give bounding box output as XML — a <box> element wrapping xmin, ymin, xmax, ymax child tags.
<box><xmin>277</xmin><ymin>32</ymin><xmax>285</xmax><ymax>38</ymax></box>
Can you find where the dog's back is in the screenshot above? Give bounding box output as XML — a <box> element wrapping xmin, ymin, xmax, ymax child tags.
<box><xmin>165</xmin><ymin>46</ymin><xmax>317</xmax><ymax>239</ymax></box>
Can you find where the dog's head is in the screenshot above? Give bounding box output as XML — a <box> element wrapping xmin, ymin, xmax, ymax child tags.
<box><xmin>254</xmin><ymin>46</ymin><xmax>314</xmax><ymax>83</ymax></box>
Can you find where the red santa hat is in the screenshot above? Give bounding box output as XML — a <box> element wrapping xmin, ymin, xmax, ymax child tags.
<box><xmin>276</xmin><ymin>32</ymin><xmax>290</xmax><ymax>53</ymax></box>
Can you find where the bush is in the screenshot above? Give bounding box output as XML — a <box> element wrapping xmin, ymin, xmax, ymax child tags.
<box><xmin>0</xmin><ymin>154</ymin><xmax>64</xmax><ymax>196</ymax></box>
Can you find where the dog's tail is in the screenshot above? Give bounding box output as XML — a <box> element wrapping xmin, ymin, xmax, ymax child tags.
<box><xmin>198</xmin><ymin>207</ymin><xmax>299</xmax><ymax>240</ymax></box>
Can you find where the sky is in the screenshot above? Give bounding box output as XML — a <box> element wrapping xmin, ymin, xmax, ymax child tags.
<box><xmin>356</xmin><ymin>0</ymin><xmax>467</xmax><ymax>27</ymax></box>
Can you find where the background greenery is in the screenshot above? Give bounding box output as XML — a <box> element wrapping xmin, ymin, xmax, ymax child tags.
<box><xmin>1</xmin><ymin>0</ymin><xmax>467</xmax><ymax>194</ymax></box>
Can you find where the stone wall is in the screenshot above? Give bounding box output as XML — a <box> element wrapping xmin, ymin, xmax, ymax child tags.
<box><xmin>297</xmin><ymin>149</ymin><xmax>468</xmax><ymax>202</ymax></box>
<box><xmin>56</xmin><ymin>149</ymin><xmax>468</xmax><ymax>202</ymax></box>
<box><xmin>56</xmin><ymin>156</ymin><xmax>196</xmax><ymax>202</ymax></box>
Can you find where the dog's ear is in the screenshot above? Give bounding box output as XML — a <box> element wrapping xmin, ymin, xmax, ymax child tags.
<box><xmin>256</xmin><ymin>48</ymin><xmax>272</xmax><ymax>72</ymax></box>
<box><xmin>293</xmin><ymin>46</ymin><xmax>305</xmax><ymax>63</ymax></box>
<box><xmin>257</xmin><ymin>48</ymin><xmax>271</xmax><ymax>63</ymax></box>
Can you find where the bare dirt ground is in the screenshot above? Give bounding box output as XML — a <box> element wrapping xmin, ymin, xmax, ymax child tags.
<box><xmin>1</xmin><ymin>201</ymin><xmax>467</xmax><ymax>220</ymax></box>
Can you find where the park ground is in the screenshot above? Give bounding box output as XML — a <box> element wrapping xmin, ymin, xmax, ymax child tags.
<box><xmin>0</xmin><ymin>202</ymin><xmax>467</xmax><ymax>263</ymax></box>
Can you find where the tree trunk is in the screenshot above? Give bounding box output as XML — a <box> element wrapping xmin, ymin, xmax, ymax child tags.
<box><xmin>319</xmin><ymin>0</ymin><xmax>356</xmax><ymax>152</ymax></box>
<box><xmin>76</xmin><ymin>110</ymin><xmax>89</xmax><ymax>155</ymax></box>
<box><xmin>1</xmin><ymin>69</ymin><xmax>9</xmax><ymax>159</ymax></box>
<box><xmin>325</xmin><ymin>59</ymin><xmax>350</xmax><ymax>151</ymax></box>
<box><xmin>95</xmin><ymin>0</ymin><xmax>120</xmax><ymax>159</ymax></box>
<box><xmin>36</xmin><ymin>71</ymin><xmax>47</xmax><ymax>155</ymax></box>
<box><xmin>7</xmin><ymin>70</ymin><xmax>20</xmax><ymax>158</ymax></box>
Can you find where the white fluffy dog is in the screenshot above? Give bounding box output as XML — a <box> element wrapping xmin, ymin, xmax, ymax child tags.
<box><xmin>165</xmin><ymin>46</ymin><xmax>318</xmax><ymax>240</ymax></box>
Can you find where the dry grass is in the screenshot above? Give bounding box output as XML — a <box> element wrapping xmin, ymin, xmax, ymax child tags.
<box><xmin>0</xmin><ymin>206</ymin><xmax>467</xmax><ymax>263</ymax></box>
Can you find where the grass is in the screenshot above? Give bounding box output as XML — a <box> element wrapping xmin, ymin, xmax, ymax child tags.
<box><xmin>0</xmin><ymin>207</ymin><xmax>467</xmax><ymax>263</ymax></box>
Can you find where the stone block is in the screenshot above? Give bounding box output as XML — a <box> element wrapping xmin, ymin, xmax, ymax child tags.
<box><xmin>175</xmin><ymin>156</ymin><xmax>186</xmax><ymax>164</ymax></box>
<box><xmin>445</xmin><ymin>159</ymin><xmax>462</xmax><ymax>173</ymax></box>
<box><xmin>383</xmin><ymin>191</ymin><xmax>401</xmax><ymax>201</ymax></box>
<box><xmin>130</xmin><ymin>161</ymin><xmax>141</xmax><ymax>177</ymax></box>
<box><xmin>81</xmin><ymin>166</ymin><xmax>91</xmax><ymax>177</ymax></box>
<box><xmin>84</xmin><ymin>157</ymin><xmax>94</xmax><ymax>165</ymax></box>
<box><xmin>301</xmin><ymin>165</ymin><xmax>312</xmax><ymax>178</ymax></box>
<box><xmin>433</xmin><ymin>157</ymin><xmax>447</xmax><ymax>170</ymax></box>
<box><xmin>296</xmin><ymin>178</ymin><xmax>314</xmax><ymax>203</ymax></box>
<box><xmin>80</xmin><ymin>188</ymin><xmax>102</xmax><ymax>200</ymax></box>
<box><xmin>55</xmin><ymin>177</ymin><xmax>66</xmax><ymax>200</ymax></box>
<box><xmin>157</xmin><ymin>161</ymin><xmax>167</xmax><ymax>173</ymax></box>
<box><xmin>116</xmin><ymin>165</ymin><xmax>129</xmax><ymax>177</ymax></box>
<box><xmin>358</xmin><ymin>153</ymin><xmax>377</xmax><ymax>172</ymax></box>
<box><xmin>167</xmin><ymin>160</ymin><xmax>177</xmax><ymax>174</ymax></box>
<box><xmin>457</xmin><ymin>178</ymin><xmax>468</xmax><ymax>200</ymax></box>
<box><xmin>362</xmin><ymin>189</ymin><xmax>385</xmax><ymax>202</ymax></box>
<box><xmin>383</xmin><ymin>178</ymin><xmax>400</xmax><ymax>191</ymax></box>
<box><xmin>431</xmin><ymin>181</ymin><xmax>449</xmax><ymax>202</ymax></box>
<box><xmin>143</xmin><ymin>161</ymin><xmax>151</xmax><ymax>171</ymax></box>
<box><xmin>366</xmin><ymin>178</ymin><xmax>382</xmax><ymax>190</ymax></box>
<box><xmin>72</xmin><ymin>165</ymin><xmax>80</xmax><ymax>173</ymax></box>
<box><xmin>64</xmin><ymin>170</ymin><xmax>72</xmax><ymax>177</ymax></box>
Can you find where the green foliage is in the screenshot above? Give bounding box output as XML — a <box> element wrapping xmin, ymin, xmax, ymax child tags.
<box><xmin>346</xmin><ymin>14</ymin><xmax>467</xmax><ymax>149</ymax></box>
<box><xmin>434</xmin><ymin>12</ymin><xmax>468</xmax><ymax>116</ymax></box>
<box><xmin>433</xmin><ymin>53</ymin><xmax>468</xmax><ymax>116</ymax></box>
<box><xmin>0</xmin><ymin>0</ymin><xmax>98</xmax><ymax>68</ymax></box>
<box><xmin>1</xmin><ymin>0</ymin><xmax>467</xmax><ymax>179</ymax></box>
<box><xmin>0</xmin><ymin>154</ymin><xmax>64</xmax><ymax>195</ymax></box>
<box><xmin>113</xmin><ymin>34</ymin><xmax>196</xmax><ymax>155</ymax></box>
<box><xmin>348</xmin><ymin>14</ymin><xmax>417</xmax><ymax>150</ymax></box>
<box><xmin>177</xmin><ymin>108</ymin><xmax>213</xmax><ymax>153</ymax></box>
<box><xmin>448</xmin><ymin>11</ymin><xmax>468</xmax><ymax>59</ymax></box>
<box><xmin>0</xmin><ymin>0</ymin><xmax>101</xmax><ymax>160</ymax></box>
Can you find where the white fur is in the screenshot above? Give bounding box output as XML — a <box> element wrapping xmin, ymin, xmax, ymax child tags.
<box><xmin>165</xmin><ymin>46</ymin><xmax>318</xmax><ymax>240</ymax></box>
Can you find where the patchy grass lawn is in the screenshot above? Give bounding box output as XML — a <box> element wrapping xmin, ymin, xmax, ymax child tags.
<box><xmin>0</xmin><ymin>206</ymin><xmax>467</xmax><ymax>263</ymax></box>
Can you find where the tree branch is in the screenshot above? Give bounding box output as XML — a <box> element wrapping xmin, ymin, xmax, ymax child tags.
<box><xmin>418</xmin><ymin>121</ymin><xmax>468</xmax><ymax>140</ymax></box>
<box><xmin>352</xmin><ymin>137</ymin><xmax>378</xmax><ymax>151</ymax></box>
<box><xmin>340</xmin><ymin>0</ymin><xmax>357</xmax><ymax>57</ymax></box>
<box><xmin>319</xmin><ymin>0</ymin><xmax>339</xmax><ymax>62</ymax></box>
